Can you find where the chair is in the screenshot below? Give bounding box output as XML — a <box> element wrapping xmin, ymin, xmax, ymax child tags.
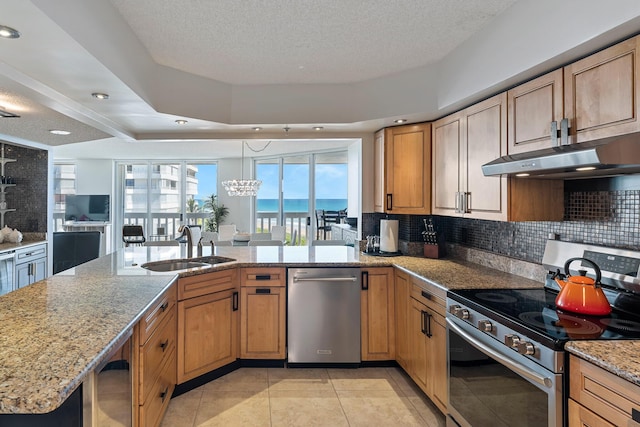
<box><xmin>248</xmin><ymin>240</ymin><xmax>284</xmax><ymax>246</ymax></box>
<box><xmin>312</xmin><ymin>240</ymin><xmax>346</xmax><ymax>246</ymax></box>
<box><xmin>122</xmin><ymin>225</ymin><xmax>145</xmax><ymax>246</ymax></box>
<box><xmin>250</xmin><ymin>232</ymin><xmax>272</xmax><ymax>241</ymax></box>
<box><xmin>218</xmin><ymin>224</ymin><xmax>237</xmax><ymax>241</ymax></box>
<box><xmin>315</xmin><ymin>210</ymin><xmax>332</xmax><ymax>240</ymax></box>
<box><xmin>271</xmin><ymin>225</ymin><xmax>286</xmax><ymax>243</ymax></box>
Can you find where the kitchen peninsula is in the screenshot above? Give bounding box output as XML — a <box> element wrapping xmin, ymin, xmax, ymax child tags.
<box><xmin>1</xmin><ymin>244</ymin><xmax>638</xmax><ymax>426</ymax></box>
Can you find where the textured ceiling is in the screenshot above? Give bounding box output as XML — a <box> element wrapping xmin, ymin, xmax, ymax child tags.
<box><xmin>109</xmin><ymin>0</ymin><xmax>518</xmax><ymax>85</ymax></box>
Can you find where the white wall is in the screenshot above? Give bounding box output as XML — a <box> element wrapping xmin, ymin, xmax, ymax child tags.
<box><xmin>75</xmin><ymin>160</ymin><xmax>113</xmax><ymax>195</ymax></box>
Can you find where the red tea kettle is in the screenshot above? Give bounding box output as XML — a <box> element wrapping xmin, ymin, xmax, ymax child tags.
<box><xmin>554</xmin><ymin>257</ymin><xmax>611</xmax><ymax>316</ymax></box>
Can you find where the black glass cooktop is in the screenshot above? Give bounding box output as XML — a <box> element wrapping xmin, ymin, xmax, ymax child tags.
<box><xmin>449</xmin><ymin>287</ymin><xmax>640</xmax><ymax>344</ymax></box>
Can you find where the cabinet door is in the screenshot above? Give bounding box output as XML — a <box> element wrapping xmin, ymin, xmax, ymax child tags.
<box><xmin>177</xmin><ymin>288</ymin><xmax>238</xmax><ymax>383</ymax></box>
<box><xmin>432</xmin><ymin>112</ymin><xmax>464</xmax><ymax>216</ymax></box>
<box><xmin>508</xmin><ymin>69</ymin><xmax>564</xmax><ymax>154</ymax></box>
<box><xmin>15</xmin><ymin>263</ymin><xmax>30</xmax><ymax>289</ymax></box>
<box><xmin>464</xmin><ymin>92</ymin><xmax>508</xmax><ymax>221</ymax></box>
<box><xmin>373</xmin><ymin>129</ymin><xmax>386</xmax><ymax>213</ymax></box>
<box><xmin>394</xmin><ymin>270</ymin><xmax>411</xmax><ymax>371</ymax></box>
<box><xmin>409</xmin><ymin>298</ymin><xmax>428</xmax><ymax>394</ymax></box>
<box><xmin>568</xmin><ymin>399</ymin><xmax>616</xmax><ymax>427</ymax></box>
<box><xmin>385</xmin><ymin>123</ymin><xmax>431</xmax><ymax>214</ymax></box>
<box><xmin>240</xmin><ymin>286</ymin><xmax>286</xmax><ymax>359</ymax></box>
<box><xmin>360</xmin><ymin>268</ymin><xmax>394</xmax><ymax>361</ymax></box>
<box><xmin>428</xmin><ymin>311</ymin><xmax>447</xmax><ymax>413</ymax></box>
<box><xmin>565</xmin><ymin>35</ymin><xmax>640</xmax><ymax>143</ymax></box>
<box><xmin>32</xmin><ymin>257</ymin><xmax>47</xmax><ymax>283</ymax></box>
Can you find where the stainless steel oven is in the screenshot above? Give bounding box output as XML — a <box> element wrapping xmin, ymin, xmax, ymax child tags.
<box><xmin>446</xmin><ymin>303</ymin><xmax>563</xmax><ymax>427</ymax></box>
<box><xmin>446</xmin><ymin>239</ymin><xmax>640</xmax><ymax>427</ymax></box>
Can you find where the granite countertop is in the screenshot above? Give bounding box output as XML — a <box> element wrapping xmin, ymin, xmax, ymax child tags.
<box><xmin>566</xmin><ymin>341</ymin><xmax>640</xmax><ymax>387</ymax></box>
<box><xmin>0</xmin><ymin>244</ymin><xmax>556</xmax><ymax>414</ymax></box>
<box><xmin>0</xmin><ymin>239</ymin><xmax>47</xmax><ymax>253</ymax></box>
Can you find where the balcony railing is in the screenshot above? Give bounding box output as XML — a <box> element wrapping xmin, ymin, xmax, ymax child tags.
<box><xmin>53</xmin><ymin>210</ymin><xmax>314</xmax><ymax>248</ymax></box>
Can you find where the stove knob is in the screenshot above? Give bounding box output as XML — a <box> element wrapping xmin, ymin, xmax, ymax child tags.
<box><xmin>516</xmin><ymin>341</ymin><xmax>536</xmax><ymax>356</ymax></box>
<box><xmin>448</xmin><ymin>305</ymin><xmax>461</xmax><ymax>314</ymax></box>
<box><xmin>477</xmin><ymin>319</ymin><xmax>493</xmax><ymax>332</ymax></box>
<box><xmin>452</xmin><ymin>306</ymin><xmax>470</xmax><ymax>320</ymax></box>
<box><xmin>504</xmin><ymin>334</ymin><xmax>521</xmax><ymax>348</ymax></box>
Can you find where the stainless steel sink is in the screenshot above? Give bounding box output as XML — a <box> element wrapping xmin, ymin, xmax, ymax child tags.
<box><xmin>140</xmin><ymin>256</ymin><xmax>236</xmax><ymax>272</ymax></box>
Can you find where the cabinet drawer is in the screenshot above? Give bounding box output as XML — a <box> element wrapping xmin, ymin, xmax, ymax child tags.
<box><xmin>139</xmin><ymin>347</ymin><xmax>176</xmax><ymax>427</ymax></box>
<box><xmin>178</xmin><ymin>268</ymin><xmax>237</xmax><ymax>300</ymax></box>
<box><xmin>139</xmin><ymin>311</ymin><xmax>176</xmax><ymax>404</ymax></box>
<box><xmin>240</xmin><ymin>267</ymin><xmax>285</xmax><ymax>287</ymax></box>
<box><xmin>15</xmin><ymin>244</ymin><xmax>47</xmax><ymax>265</ymax></box>
<box><xmin>570</xmin><ymin>355</ymin><xmax>640</xmax><ymax>427</ymax></box>
<box><xmin>568</xmin><ymin>398</ymin><xmax>616</xmax><ymax>427</ymax></box>
<box><xmin>139</xmin><ymin>284</ymin><xmax>176</xmax><ymax>343</ymax></box>
<box><xmin>410</xmin><ymin>279</ymin><xmax>445</xmax><ymax>316</ymax></box>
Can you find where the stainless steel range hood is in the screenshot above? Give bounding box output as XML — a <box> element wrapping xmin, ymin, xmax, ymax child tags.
<box><xmin>482</xmin><ymin>134</ymin><xmax>640</xmax><ymax>179</ymax></box>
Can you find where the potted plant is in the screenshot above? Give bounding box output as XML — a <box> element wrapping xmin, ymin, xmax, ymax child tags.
<box><xmin>203</xmin><ymin>194</ymin><xmax>229</xmax><ymax>232</ymax></box>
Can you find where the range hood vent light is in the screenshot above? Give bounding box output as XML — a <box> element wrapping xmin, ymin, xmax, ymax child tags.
<box><xmin>482</xmin><ymin>135</ymin><xmax>640</xmax><ymax>179</ymax></box>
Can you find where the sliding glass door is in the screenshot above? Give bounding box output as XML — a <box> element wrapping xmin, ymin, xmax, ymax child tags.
<box><xmin>255</xmin><ymin>151</ymin><xmax>347</xmax><ymax>245</ymax></box>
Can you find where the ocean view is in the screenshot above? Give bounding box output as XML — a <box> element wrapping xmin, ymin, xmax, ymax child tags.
<box><xmin>257</xmin><ymin>198</ymin><xmax>347</xmax><ymax>212</ymax></box>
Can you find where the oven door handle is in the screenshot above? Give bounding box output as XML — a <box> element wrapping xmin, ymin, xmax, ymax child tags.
<box><xmin>447</xmin><ymin>318</ymin><xmax>553</xmax><ymax>389</ymax></box>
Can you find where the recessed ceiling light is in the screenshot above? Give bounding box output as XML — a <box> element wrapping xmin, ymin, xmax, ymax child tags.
<box><xmin>49</xmin><ymin>129</ymin><xmax>71</xmax><ymax>135</ymax></box>
<box><xmin>175</xmin><ymin>119</ymin><xmax>188</xmax><ymax>125</ymax></box>
<box><xmin>394</xmin><ymin>119</ymin><xmax>407</xmax><ymax>124</ymax></box>
<box><xmin>313</xmin><ymin>126</ymin><xmax>324</xmax><ymax>131</ymax></box>
<box><xmin>515</xmin><ymin>173</ymin><xmax>530</xmax><ymax>177</ymax></box>
<box><xmin>576</xmin><ymin>166</ymin><xmax>596</xmax><ymax>172</ymax></box>
<box><xmin>0</xmin><ymin>25</ymin><xmax>20</xmax><ymax>39</ymax></box>
<box><xmin>91</xmin><ymin>92</ymin><xmax>109</xmax><ymax>100</ymax></box>
<box><xmin>252</xmin><ymin>127</ymin><xmax>262</xmax><ymax>131</ymax></box>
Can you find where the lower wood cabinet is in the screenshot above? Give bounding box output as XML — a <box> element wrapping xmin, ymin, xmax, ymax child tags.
<box><xmin>394</xmin><ymin>269</ymin><xmax>411</xmax><ymax>370</ymax></box>
<box><xmin>360</xmin><ymin>267</ymin><xmax>395</xmax><ymax>361</ymax></box>
<box><xmin>240</xmin><ymin>267</ymin><xmax>286</xmax><ymax>359</ymax></box>
<box><xmin>569</xmin><ymin>354</ymin><xmax>640</xmax><ymax>427</ymax></box>
<box><xmin>395</xmin><ymin>269</ymin><xmax>447</xmax><ymax>414</ymax></box>
<box><xmin>134</xmin><ymin>284</ymin><xmax>177</xmax><ymax>427</ymax></box>
<box><xmin>177</xmin><ymin>269</ymin><xmax>238</xmax><ymax>384</ymax></box>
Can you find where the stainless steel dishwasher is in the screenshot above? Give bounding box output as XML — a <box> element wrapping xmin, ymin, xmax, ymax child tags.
<box><xmin>287</xmin><ymin>267</ymin><xmax>361</xmax><ymax>366</ymax></box>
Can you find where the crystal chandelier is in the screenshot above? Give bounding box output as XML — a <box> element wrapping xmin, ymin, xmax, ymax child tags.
<box><xmin>222</xmin><ymin>141</ymin><xmax>262</xmax><ymax>196</ymax></box>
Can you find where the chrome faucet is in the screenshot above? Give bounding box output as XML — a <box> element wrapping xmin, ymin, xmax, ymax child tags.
<box><xmin>177</xmin><ymin>225</ymin><xmax>194</xmax><ymax>258</ymax></box>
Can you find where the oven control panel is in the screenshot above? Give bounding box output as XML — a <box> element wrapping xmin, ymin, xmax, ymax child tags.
<box><xmin>582</xmin><ymin>250</ymin><xmax>640</xmax><ymax>276</ymax></box>
<box><xmin>447</xmin><ymin>300</ymin><xmax>564</xmax><ymax>373</ymax></box>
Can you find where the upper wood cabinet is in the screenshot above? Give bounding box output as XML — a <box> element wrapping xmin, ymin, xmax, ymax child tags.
<box><xmin>508</xmin><ymin>69</ymin><xmax>564</xmax><ymax>154</ymax></box>
<box><xmin>565</xmin><ymin>35</ymin><xmax>640</xmax><ymax>143</ymax></box>
<box><xmin>433</xmin><ymin>92</ymin><xmax>564</xmax><ymax>222</ymax></box>
<box><xmin>508</xmin><ymin>35</ymin><xmax>640</xmax><ymax>155</ymax></box>
<box><xmin>374</xmin><ymin>123</ymin><xmax>431</xmax><ymax>214</ymax></box>
<box><xmin>432</xmin><ymin>93</ymin><xmax>509</xmax><ymax>221</ymax></box>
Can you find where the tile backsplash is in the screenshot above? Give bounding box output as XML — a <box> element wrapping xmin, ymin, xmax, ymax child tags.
<box><xmin>363</xmin><ymin>183</ymin><xmax>640</xmax><ymax>264</ymax></box>
<box><xmin>2</xmin><ymin>143</ymin><xmax>48</xmax><ymax>233</ymax></box>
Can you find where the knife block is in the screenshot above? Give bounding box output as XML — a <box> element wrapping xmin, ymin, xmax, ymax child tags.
<box><xmin>424</xmin><ymin>243</ymin><xmax>444</xmax><ymax>259</ymax></box>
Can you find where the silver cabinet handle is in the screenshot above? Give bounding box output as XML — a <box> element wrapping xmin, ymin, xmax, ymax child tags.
<box><xmin>454</xmin><ymin>192</ymin><xmax>460</xmax><ymax>213</ymax></box>
<box><xmin>293</xmin><ymin>276</ymin><xmax>357</xmax><ymax>282</ymax></box>
<box><xmin>560</xmin><ymin>118</ymin><xmax>569</xmax><ymax>146</ymax></box>
<box><xmin>447</xmin><ymin>318</ymin><xmax>553</xmax><ymax>388</ymax></box>
<box><xmin>550</xmin><ymin>121</ymin><xmax>558</xmax><ymax>147</ymax></box>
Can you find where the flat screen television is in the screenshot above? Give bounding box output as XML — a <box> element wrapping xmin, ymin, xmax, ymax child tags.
<box><xmin>65</xmin><ymin>195</ymin><xmax>110</xmax><ymax>222</ymax></box>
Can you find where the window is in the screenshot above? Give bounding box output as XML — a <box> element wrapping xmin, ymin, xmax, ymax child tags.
<box><xmin>116</xmin><ymin>161</ymin><xmax>218</xmax><ymax>244</ymax></box>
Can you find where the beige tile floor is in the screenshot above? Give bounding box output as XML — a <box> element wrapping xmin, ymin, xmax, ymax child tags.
<box><xmin>161</xmin><ymin>367</ymin><xmax>446</xmax><ymax>427</ymax></box>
